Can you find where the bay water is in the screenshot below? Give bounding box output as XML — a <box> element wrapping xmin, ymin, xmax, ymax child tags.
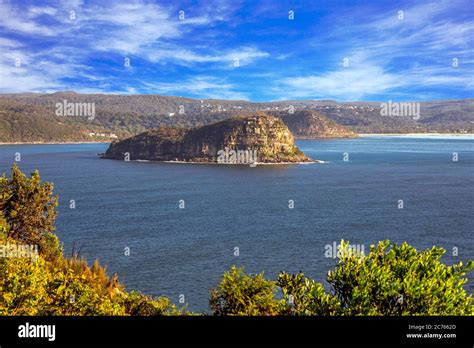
<box><xmin>0</xmin><ymin>136</ymin><xmax>472</xmax><ymax>312</ymax></box>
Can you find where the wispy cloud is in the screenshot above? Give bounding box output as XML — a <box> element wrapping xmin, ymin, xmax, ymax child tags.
<box><xmin>0</xmin><ymin>3</ymin><xmax>57</xmax><ymax>36</ymax></box>
<box><xmin>273</xmin><ymin>0</ymin><xmax>474</xmax><ymax>100</ymax></box>
<box><xmin>0</xmin><ymin>0</ymin><xmax>268</xmax><ymax>93</ymax></box>
<box><xmin>141</xmin><ymin>76</ymin><xmax>248</xmax><ymax>100</ymax></box>
<box><xmin>90</xmin><ymin>2</ymin><xmax>190</xmax><ymax>54</ymax></box>
<box><xmin>27</xmin><ymin>6</ymin><xmax>58</xmax><ymax>18</ymax></box>
<box><xmin>0</xmin><ymin>0</ymin><xmax>471</xmax><ymax>100</ymax></box>
<box><xmin>148</xmin><ymin>46</ymin><xmax>268</xmax><ymax>66</ymax></box>
<box><xmin>276</xmin><ymin>66</ymin><xmax>402</xmax><ymax>100</ymax></box>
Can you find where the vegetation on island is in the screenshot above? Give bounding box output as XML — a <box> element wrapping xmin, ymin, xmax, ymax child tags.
<box><xmin>0</xmin><ymin>165</ymin><xmax>472</xmax><ymax>315</ymax></box>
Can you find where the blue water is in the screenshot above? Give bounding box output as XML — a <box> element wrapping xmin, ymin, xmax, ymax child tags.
<box><xmin>0</xmin><ymin>136</ymin><xmax>473</xmax><ymax>312</ymax></box>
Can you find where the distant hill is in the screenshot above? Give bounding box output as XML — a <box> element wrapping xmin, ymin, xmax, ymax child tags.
<box><xmin>0</xmin><ymin>98</ymin><xmax>125</xmax><ymax>143</ymax></box>
<box><xmin>309</xmin><ymin>100</ymin><xmax>474</xmax><ymax>133</ymax></box>
<box><xmin>271</xmin><ymin>110</ymin><xmax>357</xmax><ymax>138</ymax></box>
<box><xmin>0</xmin><ymin>92</ymin><xmax>472</xmax><ymax>142</ymax></box>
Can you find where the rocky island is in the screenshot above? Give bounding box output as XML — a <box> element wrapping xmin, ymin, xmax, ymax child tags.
<box><xmin>103</xmin><ymin>114</ymin><xmax>316</xmax><ymax>164</ymax></box>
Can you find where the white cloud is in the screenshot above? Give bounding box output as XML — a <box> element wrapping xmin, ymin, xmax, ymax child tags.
<box><xmin>0</xmin><ymin>3</ymin><xmax>57</xmax><ymax>36</ymax></box>
<box><xmin>148</xmin><ymin>46</ymin><xmax>268</xmax><ymax>66</ymax></box>
<box><xmin>91</xmin><ymin>3</ymin><xmax>183</xmax><ymax>53</ymax></box>
<box><xmin>0</xmin><ymin>62</ymin><xmax>62</xmax><ymax>92</ymax></box>
<box><xmin>0</xmin><ymin>42</ymin><xmax>97</xmax><ymax>93</ymax></box>
<box><xmin>0</xmin><ymin>0</ymin><xmax>264</xmax><ymax>93</ymax></box>
<box><xmin>142</xmin><ymin>77</ymin><xmax>248</xmax><ymax>100</ymax></box>
<box><xmin>0</xmin><ymin>38</ymin><xmax>22</xmax><ymax>48</ymax></box>
<box><xmin>86</xmin><ymin>2</ymin><xmax>269</xmax><ymax>68</ymax></box>
<box><xmin>27</xmin><ymin>6</ymin><xmax>58</xmax><ymax>18</ymax></box>
<box><xmin>273</xmin><ymin>0</ymin><xmax>474</xmax><ymax>100</ymax></box>
<box><xmin>275</xmin><ymin>61</ymin><xmax>474</xmax><ymax>101</ymax></box>
<box><xmin>277</xmin><ymin>66</ymin><xmax>403</xmax><ymax>100</ymax></box>
<box><xmin>0</xmin><ymin>0</ymin><xmax>471</xmax><ymax>100</ymax></box>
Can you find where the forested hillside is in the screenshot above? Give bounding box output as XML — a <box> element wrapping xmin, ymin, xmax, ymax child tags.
<box><xmin>0</xmin><ymin>92</ymin><xmax>472</xmax><ymax>142</ymax></box>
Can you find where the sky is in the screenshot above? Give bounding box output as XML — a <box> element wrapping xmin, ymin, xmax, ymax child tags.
<box><xmin>0</xmin><ymin>0</ymin><xmax>473</xmax><ymax>101</ymax></box>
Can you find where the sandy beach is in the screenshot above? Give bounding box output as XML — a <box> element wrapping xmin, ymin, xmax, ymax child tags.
<box><xmin>359</xmin><ymin>133</ymin><xmax>474</xmax><ymax>137</ymax></box>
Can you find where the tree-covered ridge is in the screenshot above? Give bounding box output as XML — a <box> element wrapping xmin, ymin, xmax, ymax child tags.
<box><xmin>0</xmin><ymin>165</ymin><xmax>472</xmax><ymax>315</ymax></box>
<box><xmin>0</xmin><ymin>93</ymin><xmax>472</xmax><ymax>143</ymax></box>
<box><xmin>0</xmin><ymin>98</ymin><xmax>124</xmax><ymax>143</ymax></box>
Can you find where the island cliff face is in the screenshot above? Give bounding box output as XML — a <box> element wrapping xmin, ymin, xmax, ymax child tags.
<box><xmin>104</xmin><ymin>114</ymin><xmax>313</xmax><ymax>163</ymax></box>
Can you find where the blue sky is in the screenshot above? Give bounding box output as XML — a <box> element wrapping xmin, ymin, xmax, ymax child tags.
<box><xmin>0</xmin><ymin>0</ymin><xmax>473</xmax><ymax>101</ymax></box>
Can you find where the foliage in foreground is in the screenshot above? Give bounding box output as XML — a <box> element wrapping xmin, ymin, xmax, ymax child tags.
<box><xmin>0</xmin><ymin>165</ymin><xmax>59</xmax><ymax>258</ymax></box>
<box><xmin>0</xmin><ymin>165</ymin><xmax>472</xmax><ymax>316</ymax></box>
<box><xmin>211</xmin><ymin>242</ymin><xmax>474</xmax><ymax>316</ymax></box>
<box><xmin>209</xmin><ymin>266</ymin><xmax>279</xmax><ymax>316</ymax></box>
<box><xmin>0</xmin><ymin>165</ymin><xmax>181</xmax><ymax>315</ymax></box>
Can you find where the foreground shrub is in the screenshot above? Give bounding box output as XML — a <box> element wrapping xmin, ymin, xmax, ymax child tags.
<box><xmin>325</xmin><ymin>240</ymin><xmax>474</xmax><ymax>315</ymax></box>
<box><xmin>123</xmin><ymin>291</ymin><xmax>176</xmax><ymax>316</ymax></box>
<box><xmin>0</xmin><ymin>249</ymin><xmax>49</xmax><ymax>315</ymax></box>
<box><xmin>210</xmin><ymin>266</ymin><xmax>279</xmax><ymax>315</ymax></box>
<box><xmin>211</xmin><ymin>241</ymin><xmax>474</xmax><ymax>316</ymax></box>
<box><xmin>0</xmin><ymin>164</ymin><xmax>59</xmax><ymax>258</ymax></box>
<box><xmin>0</xmin><ymin>238</ymin><xmax>180</xmax><ymax>316</ymax></box>
<box><xmin>0</xmin><ymin>165</ymin><xmax>181</xmax><ymax>316</ymax></box>
<box><xmin>277</xmin><ymin>272</ymin><xmax>341</xmax><ymax>315</ymax></box>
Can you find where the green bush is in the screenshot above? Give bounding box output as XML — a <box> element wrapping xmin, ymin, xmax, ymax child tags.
<box><xmin>123</xmin><ymin>291</ymin><xmax>175</xmax><ymax>316</ymax></box>
<box><xmin>0</xmin><ymin>237</ymin><xmax>182</xmax><ymax>316</ymax></box>
<box><xmin>325</xmin><ymin>240</ymin><xmax>474</xmax><ymax>315</ymax></box>
<box><xmin>0</xmin><ymin>250</ymin><xmax>49</xmax><ymax>315</ymax></box>
<box><xmin>0</xmin><ymin>165</ymin><xmax>181</xmax><ymax>316</ymax></box>
<box><xmin>0</xmin><ymin>164</ymin><xmax>59</xmax><ymax>258</ymax></box>
<box><xmin>277</xmin><ymin>272</ymin><xmax>341</xmax><ymax>315</ymax></box>
<box><xmin>210</xmin><ymin>266</ymin><xmax>279</xmax><ymax>315</ymax></box>
<box><xmin>211</xmin><ymin>241</ymin><xmax>473</xmax><ymax>316</ymax></box>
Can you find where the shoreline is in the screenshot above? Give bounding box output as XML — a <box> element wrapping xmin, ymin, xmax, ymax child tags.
<box><xmin>2</xmin><ymin>133</ymin><xmax>474</xmax><ymax>145</ymax></box>
<box><xmin>101</xmin><ymin>157</ymin><xmax>325</xmax><ymax>165</ymax></box>
<box><xmin>162</xmin><ymin>160</ymin><xmax>325</xmax><ymax>165</ymax></box>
